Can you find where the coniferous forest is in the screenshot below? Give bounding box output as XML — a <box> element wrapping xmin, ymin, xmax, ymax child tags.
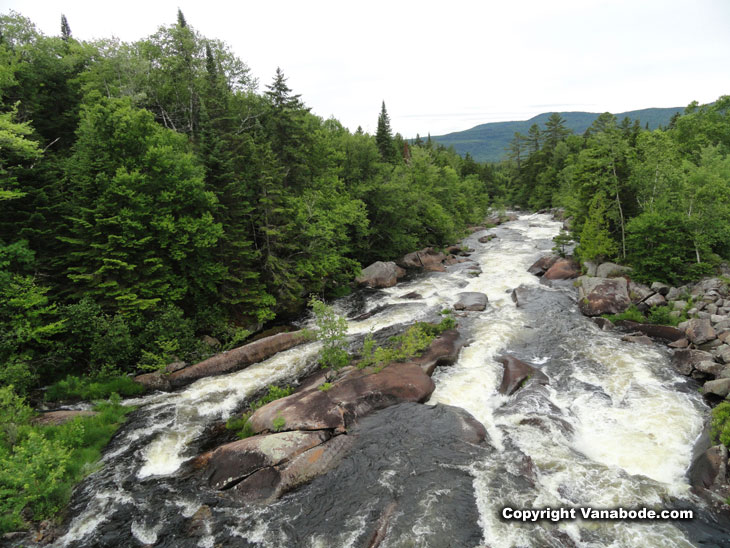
<box><xmin>1</xmin><ymin>8</ymin><xmax>730</xmax><ymax>536</ymax></box>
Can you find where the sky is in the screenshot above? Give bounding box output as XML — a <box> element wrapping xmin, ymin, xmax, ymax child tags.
<box><xmin>3</xmin><ymin>0</ymin><xmax>730</xmax><ymax>137</ymax></box>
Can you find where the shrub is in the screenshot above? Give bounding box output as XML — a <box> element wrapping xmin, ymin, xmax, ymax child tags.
<box><xmin>308</xmin><ymin>296</ymin><xmax>350</xmax><ymax>370</ymax></box>
<box><xmin>45</xmin><ymin>374</ymin><xmax>145</xmax><ymax>402</ymax></box>
<box><xmin>711</xmin><ymin>402</ymin><xmax>730</xmax><ymax>449</ymax></box>
<box><xmin>604</xmin><ymin>305</ymin><xmax>645</xmax><ymax>323</ymax></box>
<box><xmin>646</xmin><ymin>306</ymin><xmax>684</xmax><ymax>327</ymax></box>
<box><xmin>318</xmin><ymin>382</ymin><xmax>333</xmax><ymax>392</ymax></box>
<box><xmin>225</xmin><ymin>384</ymin><xmax>294</xmax><ymax>439</ymax></box>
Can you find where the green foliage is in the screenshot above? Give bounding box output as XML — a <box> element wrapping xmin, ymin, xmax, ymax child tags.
<box><xmin>225</xmin><ymin>384</ymin><xmax>294</xmax><ymax>439</ymax></box>
<box><xmin>0</xmin><ymin>389</ymin><xmax>133</xmax><ymax>533</ymax></box>
<box><xmin>309</xmin><ymin>296</ymin><xmax>350</xmax><ymax>370</ymax></box>
<box><xmin>272</xmin><ymin>415</ymin><xmax>286</xmax><ymax>432</ymax></box>
<box><xmin>711</xmin><ymin>402</ymin><xmax>730</xmax><ymax>449</ymax></box>
<box><xmin>646</xmin><ymin>305</ymin><xmax>684</xmax><ymax>327</ymax></box>
<box><xmin>603</xmin><ymin>305</ymin><xmax>645</xmax><ymax>324</ymax></box>
<box><xmin>45</xmin><ymin>374</ymin><xmax>145</xmax><ymax>402</ymax></box>
<box><xmin>552</xmin><ymin>230</ymin><xmax>573</xmax><ymax>258</ymax></box>
<box><xmin>577</xmin><ymin>191</ymin><xmax>618</xmax><ymax>263</ymax></box>
<box><xmin>318</xmin><ymin>382</ymin><xmax>333</xmax><ymax>392</ymax></box>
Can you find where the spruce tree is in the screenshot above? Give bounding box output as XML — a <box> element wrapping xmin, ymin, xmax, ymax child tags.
<box><xmin>375</xmin><ymin>101</ymin><xmax>396</xmax><ymax>162</ymax></box>
<box><xmin>60</xmin><ymin>14</ymin><xmax>71</xmax><ymax>41</ymax></box>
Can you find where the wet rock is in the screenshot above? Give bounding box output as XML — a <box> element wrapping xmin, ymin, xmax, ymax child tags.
<box><xmin>613</xmin><ymin>320</ymin><xmax>684</xmax><ymax>342</ymax></box>
<box><xmin>671</xmin><ymin>349</ymin><xmax>715</xmax><ymax>376</ymax></box>
<box><xmin>669</xmin><ymin>338</ymin><xmax>690</xmax><ymax>349</ymax></box>
<box><xmin>543</xmin><ymin>258</ymin><xmax>581</xmax><ymax>280</ymax></box>
<box><xmin>621</xmin><ymin>335</ymin><xmax>654</xmax><ymax>345</ymax></box>
<box><xmin>400</xmin><ymin>291</ymin><xmax>422</xmax><ymax>300</ymax></box>
<box><xmin>356</xmin><ymin>261</ymin><xmax>406</xmax><ymax>288</ymax></box>
<box><xmin>703</xmin><ymin>378</ymin><xmax>730</xmax><ymax>397</ymax></box>
<box><xmin>577</xmin><ymin>276</ymin><xmax>630</xmax><ymax>317</ymax></box>
<box><xmin>497</xmin><ymin>356</ymin><xmax>549</xmax><ymax>396</ymax></box>
<box><xmin>592</xmin><ymin>317</ymin><xmax>614</xmax><ymax>330</ymax></box>
<box><xmin>527</xmin><ymin>255</ymin><xmax>559</xmax><ymax>276</ymax></box>
<box><xmin>596</xmin><ymin>262</ymin><xmax>632</xmax><ymax>278</ymax></box>
<box><xmin>511</xmin><ymin>284</ymin><xmax>534</xmax><ymax>308</ymax></box>
<box><xmin>397</xmin><ymin>248</ymin><xmax>446</xmax><ymax>270</ymax></box>
<box><xmin>689</xmin><ymin>445</ymin><xmax>729</xmax><ymax>508</ymax></box>
<box><xmin>478</xmin><ymin>234</ymin><xmax>496</xmax><ymax>243</ymax></box>
<box><xmin>31</xmin><ymin>410</ymin><xmax>97</xmax><ymax>426</ymax></box>
<box><xmin>185</xmin><ymin>505</ymin><xmax>212</xmax><ymax>537</ymax></box>
<box><xmin>203</xmin><ymin>430</ymin><xmax>330</xmax><ymax>490</ymax></box>
<box><xmin>717</xmin><ymin>346</ymin><xmax>730</xmax><ymax>364</ymax></box>
<box><xmin>163</xmin><ymin>331</ymin><xmax>308</xmax><ymax>390</ymax></box>
<box><xmin>685</xmin><ymin>319</ymin><xmax>717</xmax><ymax>345</ymax></box>
<box><xmin>248</xmin><ymin>363</ymin><xmax>435</xmax><ymax>434</ymax></box>
<box><xmin>424</xmin><ymin>263</ymin><xmax>446</xmax><ymax>272</ymax></box>
<box><xmin>410</xmin><ymin>329</ymin><xmax>464</xmax><ymax>376</ymax></box>
<box><xmin>454</xmin><ymin>292</ymin><xmax>488</xmax><ymax>311</ymax></box>
<box><xmin>443</xmin><ymin>256</ymin><xmax>468</xmax><ymax>266</ymax></box>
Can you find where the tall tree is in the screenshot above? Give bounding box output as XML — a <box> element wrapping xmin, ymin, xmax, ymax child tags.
<box><xmin>375</xmin><ymin>101</ymin><xmax>396</xmax><ymax>162</ymax></box>
<box><xmin>60</xmin><ymin>14</ymin><xmax>71</xmax><ymax>41</ymax></box>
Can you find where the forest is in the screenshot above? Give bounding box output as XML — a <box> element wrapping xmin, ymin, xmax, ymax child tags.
<box><xmin>1</xmin><ymin>8</ymin><xmax>729</xmax><ymax>536</ymax></box>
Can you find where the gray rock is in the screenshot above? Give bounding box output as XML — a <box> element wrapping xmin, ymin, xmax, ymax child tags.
<box><xmin>703</xmin><ymin>378</ymin><xmax>730</xmax><ymax>397</ymax></box>
<box><xmin>578</xmin><ymin>276</ymin><xmax>631</xmax><ymax>317</ymax></box>
<box><xmin>678</xmin><ymin>320</ymin><xmax>690</xmax><ymax>331</ymax></box>
<box><xmin>596</xmin><ymin>262</ymin><xmax>632</xmax><ymax>278</ymax></box>
<box><xmin>706</xmin><ymin>303</ymin><xmax>719</xmax><ymax>315</ymax></box>
<box><xmin>671</xmin><ymin>349</ymin><xmax>715</xmax><ymax>376</ymax></box>
<box><xmin>643</xmin><ymin>293</ymin><xmax>666</xmax><ymax>308</ymax></box>
<box><xmin>628</xmin><ymin>281</ymin><xmax>653</xmax><ymax>303</ymax></box>
<box><xmin>583</xmin><ymin>260</ymin><xmax>598</xmax><ymax>277</ymax></box>
<box><xmin>454</xmin><ymin>292</ymin><xmax>488</xmax><ymax>311</ymax></box>
<box><xmin>666</xmin><ymin>287</ymin><xmax>683</xmax><ymax>301</ymax></box>
<box><xmin>699</xmin><ymin>339</ymin><xmax>724</xmax><ymax>351</ymax></box>
<box><xmin>685</xmin><ymin>318</ymin><xmax>717</xmax><ymax>345</ymax></box>
<box><xmin>670</xmin><ymin>310</ymin><xmax>682</xmax><ymax>318</ymax></box>
<box><xmin>687</xmin><ymin>308</ymin><xmax>699</xmax><ymax>317</ymax></box>
<box><xmin>695</xmin><ymin>360</ymin><xmax>726</xmax><ymax>377</ymax></box>
<box><xmin>715</xmin><ymin>319</ymin><xmax>730</xmax><ymax>330</ymax></box>
<box><xmin>673</xmin><ymin>300</ymin><xmax>688</xmax><ymax>311</ymax></box>
<box><xmin>697</xmin><ymin>311</ymin><xmax>711</xmax><ymax>320</ymax></box>
<box><xmin>651</xmin><ymin>281</ymin><xmax>671</xmax><ymax>295</ymax></box>
<box><xmin>668</xmin><ymin>338</ymin><xmax>689</xmax><ymax>349</ymax></box>
<box><xmin>711</xmin><ymin>314</ymin><xmax>728</xmax><ymax>324</ymax></box>
<box><xmin>714</xmin><ymin>345</ymin><xmax>730</xmax><ymax>364</ymax></box>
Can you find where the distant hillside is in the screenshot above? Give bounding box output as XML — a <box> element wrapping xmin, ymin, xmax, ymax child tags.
<box><xmin>428</xmin><ymin>107</ymin><xmax>684</xmax><ymax>162</ymax></box>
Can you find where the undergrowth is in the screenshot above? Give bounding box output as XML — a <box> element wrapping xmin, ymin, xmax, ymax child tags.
<box><xmin>225</xmin><ymin>384</ymin><xmax>294</xmax><ymax>439</ymax></box>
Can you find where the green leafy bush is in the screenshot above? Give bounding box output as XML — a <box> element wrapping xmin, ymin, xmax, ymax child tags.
<box><xmin>309</xmin><ymin>296</ymin><xmax>350</xmax><ymax>370</ymax></box>
<box><xmin>45</xmin><ymin>374</ymin><xmax>145</xmax><ymax>402</ymax></box>
<box><xmin>318</xmin><ymin>382</ymin><xmax>333</xmax><ymax>392</ymax></box>
<box><xmin>711</xmin><ymin>402</ymin><xmax>730</xmax><ymax>449</ymax></box>
<box><xmin>646</xmin><ymin>305</ymin><xmax>684</xmax><ymax>327</ymax></box>
<box><xmin>604</xmin><ymin>305</ymin><xmax>645</xmax><ymax>323</ymax></box>
<box><xmin>225</xmin><ymin>384</ymin><xmax>294</xmax><ymax>439</ymax></box>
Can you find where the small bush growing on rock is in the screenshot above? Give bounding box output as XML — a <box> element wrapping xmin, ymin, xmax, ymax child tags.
<box><xmin>226</xmin><ymin>384</ymin><xmax>294</xmax><ymax>439</ymax></box>
<box><xmin>604</xmin><ymin>305</ymin><xmax>644</xmax><ymax>323</ymax></box>
<box><xmin>711</xmin><ymin>402</ymin><xmax>730</xmax><ymax>449</ymax></box>
<box><xmin>308</xmin><ymin>296</ymin><xmax>350</xmax><ymax>370</ymax></box>
<box><xmin>552</xmin><ymin>231</ymin><xmax>573</xmax><ymax>258</ymax></box>
<box><xmin>646</xmin><ymin>306</ymin><xmax>684</xmax><ymax>327</ymax></box>
<box><xmin>318</xmin><ymin>382</ymin><xmax>333</xmax><ymax>392</ymax></box>
<box><xmin>272</xmin><ymin>415</ymin><xmax>286</xmax><ymax>432</ymax></box>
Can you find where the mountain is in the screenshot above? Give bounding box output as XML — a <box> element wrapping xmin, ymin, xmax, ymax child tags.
<box><xmin>428</xmin><ymin>107</ymin><xmax>685</xmax><ymax>162</ymax></box>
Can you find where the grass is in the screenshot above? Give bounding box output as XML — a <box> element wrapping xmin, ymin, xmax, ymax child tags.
<box><xmin>0</xmin><ymin>391</ymin><xmax>135</xmax><ymax>533</ymax></box>
<box><xmin>45</xmin><ymin>374</ymin><xmax>145</xmax><ymax>402</ymax></box>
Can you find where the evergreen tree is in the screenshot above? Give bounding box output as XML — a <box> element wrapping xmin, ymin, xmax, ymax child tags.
<box><xmin>578</xmin><ymin>191</ymin><xmax>618</xmax><ymax>263</ymax></box>
<box><xmin>375</xmin><ymin>101</ymin><xmax>396</xmax><ymax>162</ymax></box>
<box><xmin>60</xmin><ymin>14</ymin><xmax>71</xmax><ymax>41</ymax></box>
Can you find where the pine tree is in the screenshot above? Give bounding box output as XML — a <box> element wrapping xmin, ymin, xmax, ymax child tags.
<box><xmin>375</xmin><ymin>101</ymin><xmax>396</xmax><ymax>162</ymax></box>
<box><xmin>177</xmin><ymin>8</ymin><xmax>187</xmax><ymax>28</ymax></box>
<box><xmin>60</xmin><ymin>14</ymin><xmax>71</xmax><ymax>41</ymax></box>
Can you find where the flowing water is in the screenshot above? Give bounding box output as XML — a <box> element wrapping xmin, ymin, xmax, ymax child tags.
<box><xmin>44</xmin><ymin>213</ymin><xmax>729</xmax><ymax>548</ymax></box>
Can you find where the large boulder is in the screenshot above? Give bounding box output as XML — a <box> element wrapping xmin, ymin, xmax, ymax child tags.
<box><xmin>689</xmin><ymin>445</ymin><xmax>729</xmax><ymax>500</ymax></box>
<box><xmin>543</xmin><ymin>258</ymin><xmax>580</xmax><ymax>280</ymax></box>
<box><xmin>577</xmin><ymin>276</ymin><xmax>631</xmax><ymax>317</ymax></box>
<box><xmin>703</xmin><ymin>378</ymin><xmax>730</xmax><ymax>398</ymax></box>
<box><xmin>202</xmin><ymin>430</ymin><xmax>329</xmax><ymax>490</ymax></box>
<box><xmin>670</xmin><ymin>349</ymin><xmax>715</xmax><ymax>376</ymax></box>
<box><xmin>454</xmin><ymin>292</ymin><xmax>488</xmax><ymax>311</ymax></box>
<box><xmin>527</xmin><ymin>255</ymin><xmax>559</xmax><ymax>277</ymax></box>
<box><xmin>596</xmin><ymin>262</ymin><xmax>631</xmax><ymax>278</ymax></box>
<box><xmin>32</xmin><ymin>410</ymin><xmax>97</xmax><ymax>426</ymax></box>
<box><xmin>248</xmin><ymin>363</ymin><xmax>435</xmax><ymax>434</ymax></box>
<box><xmin>158</xmin><ymin>331</ymin><xmax>308</xmax><ymax>390</ymax></box>
<box><xmin>497</xmin><ymin>356</ymin><xmax>549</xmax><ymax>396</ymax></box>
<box><xmin>685</xmin><ymin>318</ymin><xmax>717</xmax><ymax>345</ymax></box>
<box><xmin>613</xmin><ymin>320</ymin><xmax>684</xmax><ymax>342</ymax></box>
<box><xmin>356</xmin><ymin>261</ymin><xmax>406</xmax><ymax>288</ymax></box>
<box><xmin>397</xmin><ymin>248</ymin><xmax>446</xmax><ymax>270</ymax></box>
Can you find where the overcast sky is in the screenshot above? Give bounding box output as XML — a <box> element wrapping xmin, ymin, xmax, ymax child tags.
<box><xmin>3</xmin><ymin>0</ymin><xmax>730</xmax><ymax>137</ymax></box>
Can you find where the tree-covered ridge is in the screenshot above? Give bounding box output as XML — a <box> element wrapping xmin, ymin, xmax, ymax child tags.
<box><xmin>501</xmin><ymin>102</ymin><xmax>730</xmax><ymax>284</ymax></box>
<box><xmin>0</xmin><ymin>11</ymin><xmax>493</xmax><ymax>394</ymax></box>
<box><xmin>430</xmin><ymin>107</ymin><xmax>685</xmax><ymax>162</ymax></box>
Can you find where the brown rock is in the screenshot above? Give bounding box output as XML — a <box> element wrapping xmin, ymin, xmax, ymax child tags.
<box><xmin>248</xmin><ymin>363</ymin><xmax>435</xmax><ymax>434</ymax></box>
<box><xmin>478</xmin><ymin>234</ymin><xmax>496</xmax><ymax>244</ymax></box>
<box><xmin>398</xmin><ymin>248</ymin><xmax>447</xmax><ymax>270</ymax></box>
<box><xmin>164</xmin><ymin>331</ymin><xmax>308</xmax><ymax>390</ymax></box>
<box><xmin>32</xmin><ymin>410</ymin><xmax>97</xmax><ymax>426</ymax></box>
<box><xmin>671</xmin><ymin>349</ymin><xmax>715</xmax><ymax>376</ymax></box>
<box><xmin>578</xmin><ymin>277</ymin><xmax>631</xmax><ymax>317</ymax></box>
<box><xmin>703</xmin><ymin>378</ymin><xmax>730</xmax><ymax>397</ymax></box>
<box><xmin>497</xmin><ymin>356</ymin><xmax>549</xmax><ymax>396</ymax></box>
<box><xmin>356</xmin><ymin>261</ymin><xmax>406</xmax><ymax>288</ymax></box>
<box><xmin>410</xmin><ymin>329</ymin><xmax>464</xmax><ymax>376</ymax></box>
<box><xmin>543</xmin><ymin>258</ymin><xmax>581</xmax><ymax>280</ymax></box>
<box><xmin>668</xmin><ymin>338</ymin><xmax>690</xmax><ymax>349</ymax></box>
<box><xmin>134</xmin><ymin>370</ymin><xmax>171</xmax><ymax>391</ymax></box>
<box><xmin>527</xmin><ymin>255</ymin><xmax>559</xmax><ymax>277</ymax></box>
<box><xmin>614</xmin><ymin>320</ymin><xmax>684</xmax><ymax>342</ymax></box>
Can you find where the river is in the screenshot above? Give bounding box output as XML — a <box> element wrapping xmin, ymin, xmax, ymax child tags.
<box><xmin>49</xmin><ymin>213</ymin><xmax>725</xmax><ymax>548</ymax></box>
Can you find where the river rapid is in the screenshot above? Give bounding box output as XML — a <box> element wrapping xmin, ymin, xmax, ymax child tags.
<box><xmin>46</xmin><ymin>213</ymin><xmax>729</xmax><ymax>548</ymax></box>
